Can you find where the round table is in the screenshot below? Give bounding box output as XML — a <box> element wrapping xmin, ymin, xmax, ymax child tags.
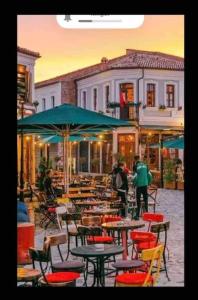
<box><xmin>102</xmin><ymin>220</ymin><xmax>145</xmax><ymax>260</ymax></box>
<box><xmin>17</xmin><ymin>267</ymin><xmax>41</xmax><ymax>287</ymax></box>
<box><xmin>71</xmin><ymin>244</ymin><xmax>124</xmax><ymax>287</ymax></box>
<box><xmin>83</xmin><ymin>208</ymin><xmax>118</xmax><ymax>216</ymax></box>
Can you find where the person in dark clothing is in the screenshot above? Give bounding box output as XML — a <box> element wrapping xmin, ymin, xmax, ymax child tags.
<box><xmin>17</xmin><ymin>200</ymin><xmax>29</xmax><ymax>222</ymax></box>
<box><xmin>114</xmin><ymin>162</ymin><xmax>129</xmax><ymax>218</ymax></box>
<box><xmin>43</xmin><ymin>169</ymin><xmax>56</xmax><ymax>202</ymax></box>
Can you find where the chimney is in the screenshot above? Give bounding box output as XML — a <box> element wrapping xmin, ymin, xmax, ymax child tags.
<box><xmin>101</xmin><ymin>57</ymin><xmax>108</xmax><ymax>64</ymax></box>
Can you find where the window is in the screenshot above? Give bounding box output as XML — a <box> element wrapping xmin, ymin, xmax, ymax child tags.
<box><xmin>166</xmin><ymin>85</ymin><xmax>175</xmax><ymax>107</ymax></box>
<box><xmin>51</xmin><ymin>96</ymin><xmax>55</xmax><ymax>108</ymax></box>
<box><xmin>105</xmin><ymin>85</ymin><xmax>110</xmax><ymax>108</ymax></box>
<box><xmin>82</xmin><ymin>91</ymin><xmax>86</xmax><ymax>109</ymax></box>
<box><xmin>147</xmin><ymin>84</ymin><xmax>155</xmax><ymax>107</ymax></box>
<box><xmin>42</xmin><ymin>98</ymin><xmax>46</xmax><ymax>111</ymax></box>
<box><xmin>119</xmin><ymin>83</ymin><xmax>135</xmax><ymax>120</ymax></box>
<box><xmin>93</xmin><ymin>88</ymin><xmax>97</xmax><ymax>111</ymax></box>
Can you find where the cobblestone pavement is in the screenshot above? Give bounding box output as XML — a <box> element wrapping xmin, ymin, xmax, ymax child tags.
<box><xmin>32</xmin><ymin>188</ymin><xmax>184</xmax><ymax>287</ymax></box>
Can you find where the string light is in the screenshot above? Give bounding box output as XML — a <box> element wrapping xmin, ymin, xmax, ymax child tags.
<box><xmin>39</xmin><ymin>143</ymin><xmax>43</xmax><ymax>147</ymax></box>
<box><xmin>26</xmin><ymin>136</ymin><xmax>30</xmax><ymax>141</ymax></box>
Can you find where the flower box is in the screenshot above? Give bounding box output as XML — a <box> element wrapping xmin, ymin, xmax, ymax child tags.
<box><xmin>164</xmin><ymin>181</ymin><xmax>175</xmax><ymax>189</ymax></box>
<box><xmin>177</xmin><ymin>181</ymin><xmax>184</xmax><ymax>190</ymax></box>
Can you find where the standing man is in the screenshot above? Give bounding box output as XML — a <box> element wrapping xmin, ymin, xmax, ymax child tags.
<box><xmin>115</xmin><ymin>162</ymin><xmax>129</xmax><ymax>218</ymax></box>
<box><xmin>132</xmin><ymin>155</ymin><xmax>152</xmax><ymax>220</ymax></box>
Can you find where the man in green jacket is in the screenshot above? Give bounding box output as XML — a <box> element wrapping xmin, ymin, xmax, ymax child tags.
<box><xmin>132</xmin><ymin>155</ymin><xmax>152</xmax><ymax>220</ymax></box>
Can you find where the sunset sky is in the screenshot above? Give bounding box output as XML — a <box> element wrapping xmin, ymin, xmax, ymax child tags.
<box><xmin>17</xmin><ymin>15</ymin><xmax>184</xmax><ymax>83</ymax></box>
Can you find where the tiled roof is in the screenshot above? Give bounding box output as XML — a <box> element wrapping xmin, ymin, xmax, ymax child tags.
<box><xmin>18</xmin><ymin>46</ymin><xmax>41</xmax><ymax>58</ymax></box>
<box><xmin>35</xmin><ymin>49</ymin><xmax>184</xmax><ymax>88</ymax></box>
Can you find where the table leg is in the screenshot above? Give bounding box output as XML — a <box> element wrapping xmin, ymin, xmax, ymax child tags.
<box><xmin>121</xmin><ymin>230</ymin><xmax>128</xmax><ymax>260</ymax></box>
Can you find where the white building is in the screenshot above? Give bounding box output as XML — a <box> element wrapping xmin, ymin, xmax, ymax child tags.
<box><xmin>35</xmin><ymin>49</ymin><xmax>184</xmax><ymax>178</ymax></box>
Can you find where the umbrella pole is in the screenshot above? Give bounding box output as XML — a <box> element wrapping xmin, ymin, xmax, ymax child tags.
<box><xmin>160</xmin><ymin>136</ymin><xmax>164</xmax><ymax>188</ymax></box>
<box><xmin>66</xmin><ymin>131</ymin><xmax>69</xmax><ymax>194</ymax></box>
<box><xmin>63</xmin><ymin>135</ymin><xmax>66</xmax><ymax>194</ymax></box>
<box><xmin>69</xmin><ymin>142</ymin><xmax>72</xmax><ymax>183</ymax></box>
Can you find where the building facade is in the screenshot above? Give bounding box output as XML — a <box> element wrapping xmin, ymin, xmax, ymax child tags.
<box><xmin>35</xmin><ymin>49</ymin><xmax>184</xmax><ymax>177</ymax></box>
<box><xmin>17</xmin><ymin>46</ymin><xmax>41</xmax><ymax>184</ymax></box>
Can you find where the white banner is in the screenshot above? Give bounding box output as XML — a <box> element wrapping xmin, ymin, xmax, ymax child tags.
<box><xmin>56</xmin><ymin>15</ymin><xmax>144</xmax><ymax>29</ymax></box>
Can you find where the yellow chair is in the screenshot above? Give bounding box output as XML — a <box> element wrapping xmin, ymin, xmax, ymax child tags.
<box><xmin>115</xmin><ymin>244</ymin><xmax>164</xmax><ymax>287</ymax></box>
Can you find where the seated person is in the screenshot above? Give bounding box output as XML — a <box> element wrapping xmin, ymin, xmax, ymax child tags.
<box><xmin>43</xmin><ymin>169</ymin><xmax>57</xmax><ymax>202</ymax></box>
<box><xmin>17</xmin><ymin>199</ymin><xmax>29</xmax><ymax>223</ymax></box>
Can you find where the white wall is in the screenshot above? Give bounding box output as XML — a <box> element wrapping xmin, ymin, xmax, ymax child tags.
<box><xmin>35</xmin><ymin>82</ymin><xmax>62</xmax><ymax>112</ymax></box>
<box><xmin>77</xmin><ymin>68</ymin><xmax>184</xmax><ymax>127</ymax></box>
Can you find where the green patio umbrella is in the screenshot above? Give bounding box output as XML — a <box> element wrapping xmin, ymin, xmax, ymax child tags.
<box><xmin>18</xmin><ymin>103</ymin><xmax>130</xmax><ymax>193</ymax></box>
<box><xmin>150</xmin><ymin>137</ymin><xmax>184</xmax><ymax>149</ymax></box>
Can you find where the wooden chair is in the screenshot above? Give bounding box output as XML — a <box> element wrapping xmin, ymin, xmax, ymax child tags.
<box><xmin>150</xmin><ymin>221</ymin><xmax>170</xmax><ymax>281</ymax></box>
<box><xmin>115</xmin><ymin>244</ymin><xmax>164</xmax><ymax>287</ymax></box>
<box><xmin>62</xmin><ymin>213</ymin><xmax>82</xmax><ymax>260</ymax></box>
<box><xmin>29</xmin><ymin>237</ymin><xmax>80</xmax><ymax>287</ymax></box>
<box><xmin>55</xmin><ymin>206</ymin><xmax>67</xmax><ymax>231</ymax></box>
<box><xmin>47</xmin><ymin>233</ymin><xmax>87</xmax><ymax>286</ymax></box>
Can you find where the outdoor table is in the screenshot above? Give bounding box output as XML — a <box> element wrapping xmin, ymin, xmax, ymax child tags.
<box><xmin>71</xmin><ymin>244</ymin><xmax>124</xmax><ymax>287</ymax></box>
<box><xmin>17</xmin><ymin>267</ymin><xmax>41</xmax><ymax>287</ymax></box>
<box><xmin>83</xmin><ymin>208</ymin><xmax>118</xmax><ymax>216</ymax></box>
<box><xmin>62</xmin><ymin>193</ymin><xmax>97</xmax><ymax>199</ymax></box>
<box><xmin>74</xmin><ymin>200</ymin><xmax>105</xmax><ymax>209</ymax></box>
<box><xmin>102</xmin><ymin>220</ymin><xmax>145</xmax><ymax>260</ymax></box>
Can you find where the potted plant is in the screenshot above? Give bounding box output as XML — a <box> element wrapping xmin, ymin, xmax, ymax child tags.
<box><xmin>142</xmin><ymin>104</ymin><xmax>147</xmax><ymax>109</ymax></box>
<box><xmin>159</xmin><ymin>105</ymin><xmax>166</xmax><ymax>110</ymax></box>
<box><xmin>163</xmin><ymin>159</ymin><xmax>176</xmax><ymax>189</ymax></box>
<box><xmin>113</xmin><ymin>153</ymin><xmax>126</xmax><ymax>164</ymax></box>
<box><xmin>175</xmin><ymin>158</ymin><xmax>184</xmax><ymax>190</ymax></box>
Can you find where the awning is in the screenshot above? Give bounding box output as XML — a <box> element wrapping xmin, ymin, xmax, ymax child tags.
<box><xmin>150</xmin><ymin>136</ymin><xmax>184</xmax><ymax>149</ymax></box>
<box><xmin>139</xmin><ymin>125</ymin><xmax>184</xmax><ymax>131</ymax></box>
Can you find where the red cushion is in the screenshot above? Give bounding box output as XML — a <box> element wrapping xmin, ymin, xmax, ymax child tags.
<box><xmin>87</xmin><ymin>236</ymin><xmax>114</xmax><ymax>243</ymax></box>
<box><xmin>116</xmin><ymin>272</ymin><xmax>153</xmax><ymax>285</ymax></box>
<box><xmin>47</xmin><ymin>207</ymin><xmax>56</xmax><ymax>213</ymax></box>
<box><xmin>143</xmin><ymin>213</ymin><xmax>164</xmax><ymax>223</ymax></box>
<box><xmin>45</xmin><ymin>272</ymin><xmax>80</xmax><ymax>283</ymax></box>
<box><xmin>130</xmin><ymin>231</ymin><xmax>156</xmax><ymax>243</ymax></box>
<box><xmin>136</xmin><ymin>240</ymin><xmax>157</xmax><ymax>251</ymax></box>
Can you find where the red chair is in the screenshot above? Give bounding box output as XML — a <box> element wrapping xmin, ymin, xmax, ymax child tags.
<box><xmin>143</xmin><ymin>212</ymin><xmax>164</xmax><ymax>231</ymax></box>
<box><xmin>131</xmin><ymin>213</ymin><xmax>164</xmax><ymax>259</ymax></box>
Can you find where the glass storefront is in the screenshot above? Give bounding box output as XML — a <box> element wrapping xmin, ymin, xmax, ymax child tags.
<box><xmin>90</xmin><ymin>142</ymin><xmax>100</xmax><ymax>173</ymax></box>
<box><xmin>79</xmin><ymin>141</ymin><xmax>89</xmax><ymax>172</ymax></box>
<box><xmin>118</xmin><ymin>134</ymin><xmax>135</xmax><ymax>170</ymax></box>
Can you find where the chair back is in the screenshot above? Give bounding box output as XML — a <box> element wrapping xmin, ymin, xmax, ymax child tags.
<box><xmin>141</xmin><ymin>244</ymin><xmax>164</xmax><ymax>286</ymax></box>
<box><xmin>62</xmin><ymin>212</ymin><xmax>82</xmax><ymax>233</ymax></box>
<box><xmin>150</xmin><ymin>221</ymin><xmax>170</xmax><ymax>246</ymax></box>
<box><xmin>47</xmin><ymin>233</ymin><xmax>67</xmax><ymax>246</ymax></box>
<box><xmin>82</xmin><ymin>216</ymin><xmax>101</xmax><ymax>226</ymax></box>
<box><xmin>143</xmin><ymin>213</ymin><xmax>164</xmax><ymax>223</ymax></box>
<box><xmin>55</xmin><ymin>206</ymin><xmax>67</xmax><ymax>215</ymax></box>
<box><xmin>143</xmin><ymin>213</ymin><xmax>164</xmax><ymax>231</ymax></box>
<box><xmin>78</xmin><ymin>226</ymin><xmax>103</xmax><ymax>245</ymax></box>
